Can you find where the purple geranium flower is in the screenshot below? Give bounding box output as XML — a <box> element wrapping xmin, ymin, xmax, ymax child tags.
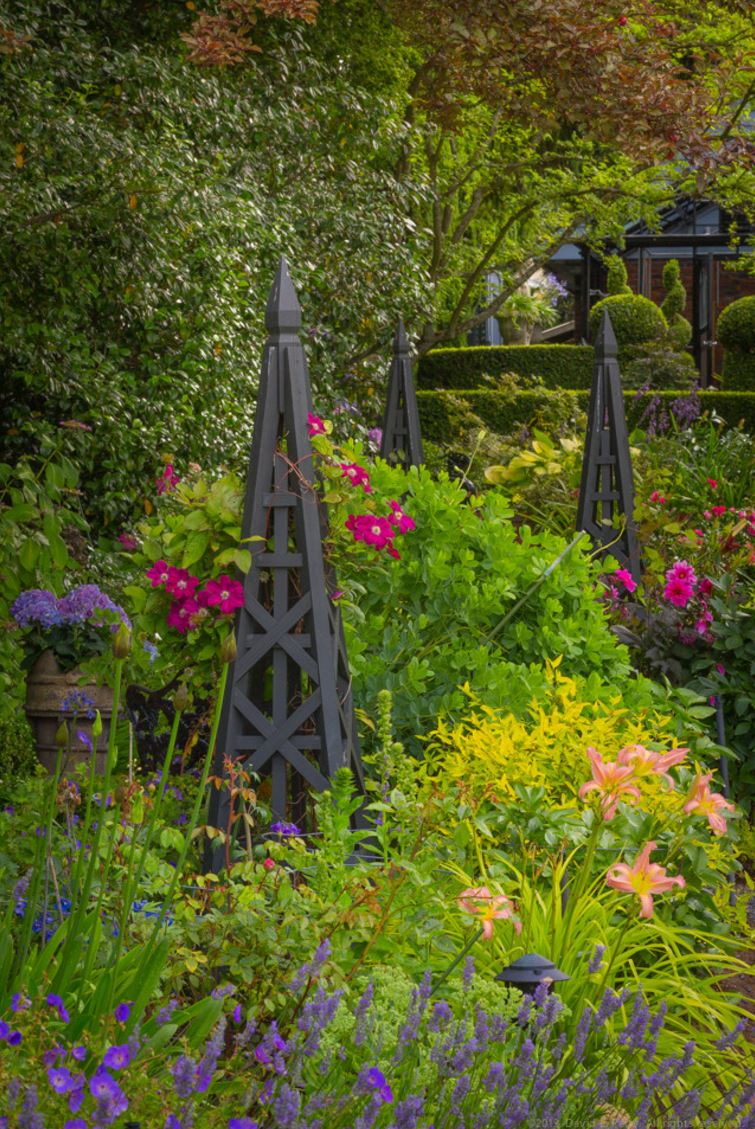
<box><xmin>114</xmin><ymin>1001</ymin><xmax>132</xmax><ymax>1023</ymax></box>
<box><xmin>48</xmin><ymin>1066</ymin><xmax>75</xmax><ymax>1094</ymax></box>
<box><xmin>102</xmin><ymin>1044</ymin><xmax>132</xmax><ymax>1070</ymax></box>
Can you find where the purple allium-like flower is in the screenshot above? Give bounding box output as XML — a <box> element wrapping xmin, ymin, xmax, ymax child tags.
<box><xmin>588</xmin><ymin>944</ymin><xmax>605</xmax><ymax>973</ymax></box>
<box><xmin>113</xmin><ymin>1001</ymin><xmax>132</xmax><ymax>1023</ymax></box>
<box><xmin>102</xmin><ymin>1044</ymin><xmax>132</xmax><ymax>1070</ymax></box>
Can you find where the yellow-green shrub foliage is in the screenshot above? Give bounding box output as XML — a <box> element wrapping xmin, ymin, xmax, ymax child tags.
<box><xmin>428</xmin><ymin>658</ymin><xmax>681</xmax><ymax>810</ymax></box>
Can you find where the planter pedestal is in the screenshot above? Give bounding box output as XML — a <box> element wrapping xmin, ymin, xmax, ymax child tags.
<box><xmin>25</xmin><ymin>651</ymin><xmax>112</xmax><ymax>775</ymax></box>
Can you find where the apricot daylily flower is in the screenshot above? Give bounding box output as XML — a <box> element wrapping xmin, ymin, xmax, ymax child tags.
<box><xmin>578</xmin><ymin>747</ymin><xmax>641</xmax><ymax>820</ymax></box>
<box><xmin>457</xmin><ymin>886</ymin><xmax>522</xmax><ymax>940</ymax></box>
<box><xmin>605</xmin><ymin>841</ymin><xmax>685</xmax><ymax>918</ymax></box>
<box><xmin>616</xmin><ymin>744</ymin><xmax>688</xmax><ymax>788</ymax></box>
<box><xmin>683</xmin><ymin>773</ymin><xmax>736</xmax><ymax>836</ymax></box>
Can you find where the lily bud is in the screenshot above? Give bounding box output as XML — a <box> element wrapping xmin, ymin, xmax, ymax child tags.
<box><xmin>220</xmin><ymin>631</ymin><xmax>237</xmax><ymax>665</ymax></box>
<box><xmin>113</xmin><ymin>622</ymin><xmax>132</xmax><ymax>659</ymax></box>
<box><xmin>92</xmin><ymin>710</ymin><xmax>103</xmax><ymax>738</ymax></box>
<box><xmin>173</xmin><ymin>683</ymin><xmax>190</xmax><ymax>713</ymax></box>
<box><xmin>55</xmin><ymin>720</ymin><xmax>69</xmax><ymax>748</ymax></box>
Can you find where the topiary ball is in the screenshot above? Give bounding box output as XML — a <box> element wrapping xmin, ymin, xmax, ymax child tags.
<box><xmin>717</xmin><ymin>296</ymin><xmax>755</xmax><ymax>354</ymax></box>
<box><xmin>588</xmin><ymin>294</ymin><xmax>667</xmax><ymax>350</ymax></box>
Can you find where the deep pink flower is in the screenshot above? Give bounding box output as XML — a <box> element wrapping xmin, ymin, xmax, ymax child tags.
<box><xmin>167</xmin><ymin>598</ymin><xmax>200</xmax><ymax>634</ymax></box>
<box><xmin>307</xmin><ymin>413</ymin><xmax>326</xmax><ymax>437</ymax></box>
<box><xmin>339</xmin><ymin>463</ymin><xmax>372</xmax><ymax>493</ymax></box>
<box><xmin>146</xmin><ymin>560</ymin><xmax>170</xmax><ymax>588</ymax></box>
<box><xmin>618</xmin><ymin>14</ymin><xmax>628</xmax><ymax>25</ymax></box>
<box><xmin>667</xmin><ymin>560</ymin><xmax>697</xmax><ymax>585</ymax></box>
<box><xmin>613</xmin><ymin>568</ymin><xmax>636</xmax><ymax>593</ymax></box>
<box><xmin>346</xmin><ymin>514</ymin><xmax>396</xmax><ymax>551</ymax></box>
<box><xmin>663</xmin><ymin>577</ymin><xmax>694</xmax><ymax>608</ymax></box>
<box><xmin>712</xmin><ymin>506</ymin><xmax>727</xmax><ymax>517</ymax></box>
<box><xmin>388</xmin><ymin>500</ymin><xmax>416</xmax><ymax>534</ymax></box>
<box><xmin>165</xmin><ymin>567</ymin><xmax>199</xmax><ymax>600</ymax></box>
<box><xmin>698</xmin><ymin>578</ymin><xmax>713</xmax><ymax>597</ymax></box>
<box><xmin>117</xmin><ymin>533</ymin><xmax>138</xmax><ymax>552</ymax></box>
<box><xmin>715</xmin><ymin>663</ymin><xmax>726</xmax><ymax>677</ymax></box>
<box><xmin>649</xmin><ymin>491</ymin><xmax>666</xmax><ymax>504</ymax></box>
<box><xmin>156</xmin><ymin>464</ymin><xmax>180</xmax><ymax>495</ymax></box>
<box><xmin>202</xmin><ymin>575</ymin><xmax>244</xmax><ymax>615</ymax></box>
<box><xmin>695</xmin><ymin>610</ymin><xmax>713</xmax><ymax>636</ymax></box>
<box><xmin>706</xmin><ymin>478</ymin><xmax>718</xmax><ymax>490</ymax></box>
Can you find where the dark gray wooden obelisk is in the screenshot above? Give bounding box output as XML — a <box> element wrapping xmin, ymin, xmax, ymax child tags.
<box><xmin>576</xmin><ymin>310</ymin><xmax>641</xmax><ymax>581</ymax></box>
<box><xmin>380</xmin><ymin>319</ymin><xmax>424</xmax><ymax>468</ymax></box>
<box><xmin>206</xmin><ymin>258</ymin><xmax>364</xmax><ymax>868</ymax></box>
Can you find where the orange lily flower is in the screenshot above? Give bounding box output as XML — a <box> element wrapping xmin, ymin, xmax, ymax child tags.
<box><xmin>683</xmin><ymin>773</ymin><xmax>736</xmax><ymax>836</ymax></box>
<box><xmin>605</xmin><ymin>841</ymin><xmax>685</xmax><ymax>918</ymax></box>
<box><xmin>578</xmin><ymin>747</ymin><xmax>641</xmax><ymax>820</ymax></box>
<box><xmin>457</xmin><ymin>886</ymin><xmax>522</xmax><ymax>940</ymax></box>
<box><xmin>616</xmin><ymin>744</ymin><xmax>688</xmax><ymax>788</ymax></box>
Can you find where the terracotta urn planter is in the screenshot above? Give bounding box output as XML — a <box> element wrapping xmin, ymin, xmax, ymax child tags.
<box><xmin>25</xmin><ymin>650</ymin><xmax>112</xmax><ymax>774</ymax></box>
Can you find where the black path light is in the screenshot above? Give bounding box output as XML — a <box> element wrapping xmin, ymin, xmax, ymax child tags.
<box><xmin>206</xmin><ymin>258</ymin><xmax>365</xmax><ymax>870</ymax></box>
<box><xmin>380</xmin><ymin>318</ymin><xmax>424</xmax><ymax>469</ymax></box>
<box><xmin>496</xmin><ymin>953</ymin><xmax>570</xmax><ymax>996</ymax></box>
<box><xmin>576</xmin><ymin>309</ymin><xmax>641</xmax><ymax>582</ymax></box>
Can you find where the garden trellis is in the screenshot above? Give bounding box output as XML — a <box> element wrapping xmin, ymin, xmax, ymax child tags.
<box><xmin>576</xmin><ymin>309</ymin><xmax>641</xmax><ymax>581</ymax></box>
<box><xmin>380</xmin><ymin>318</ymin><xmax>424</xmax><ymax>469</ymax></box>
<box><xmin>206</xmin><ymin>258</ymin><xmax>364</xmax><ymax>867</ymax></box>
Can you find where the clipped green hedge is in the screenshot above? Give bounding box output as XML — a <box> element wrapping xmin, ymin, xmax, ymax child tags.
<box><xmin>417</xmin><ymin>389</ymin><xmax>755</xmax><ymax>440</ymax></box>
<box><xmin>722</xmin><ymin>351</ymin><xmax>755</xmax><ymax>391</ymax></box>
<box><xmin>416</xmin><ymin>344</ymin><xmax>595</xmax><ymax>391</ymax></box>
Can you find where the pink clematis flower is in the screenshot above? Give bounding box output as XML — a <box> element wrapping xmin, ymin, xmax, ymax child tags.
<box><xmin>457</xmin><ymin>886</ymin><xmax>522</xmax><ymax>940</ymax></box>
<box><xmin>683</xmin><ymin>773</ymin><xmax>736</xmax><ymax>836</ymax></box>
<box><xmin>167</xmin><ymin>598</ymin><xmax>200</xmax><ymax>635</ymax></box>
<box><xmin>605</xmin><ymin>841</ymin><xmax>685</xmax><ymax>918</ymax></box>
<box><xmin>165</xmin><ymin>567</ymin><xmax>199</xmax><ymax>600</ymax></box>
<box><xmin>388</xmin><ymin>501</ymin><xmax>416</xmax><ymax>535</ymax></box>
<box><xmin>146</xmin><ymin>560</ymin><xmax>171</xmax><ymax>588</ymax></box>
<box><xmin>613</xmin><ymin>568</ymin><xmax>637</xmax><ymax>593</ymax></box>
<box><xmin>339</xmin><ymin>463</ymin><xmax>372</xmax><ymax>493</ymax></box>
<box><xmin>616</xmin><ymin>744</ymin><xmax>688</xmax><ymax>788</ymax></box>
<box><xmin>307</xmin><ymin>413</ymin><xmax>326</xmax><ymax>437</ymax></box>
<box><xmin>202</xmin><ymin>576</ymin><xmax>244</xmax><ymax>616</ymax></box>
<box><xmin>156</xmin><ymin>464</ymin><xmax>180</xmax><ymax>495</ymax></box>
<box><xmin>346</xmin><ymin>514</ymin><xmax>396</xmax><ymax>552</ymax></box>
<box><xmin>579</xmin><ymin>747</ymin><xmax>641</xmax><ymax>820</ymax></box>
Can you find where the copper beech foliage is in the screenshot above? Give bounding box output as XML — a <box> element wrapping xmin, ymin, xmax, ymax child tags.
<box><xmin>183</xmin><ymin>0</ymin><xmax>319</xmax><ymax>66</ymax></box>
<box><xmin>387</xmin><ymin>0</ymin><xmax>752</xmax><ymax>163</ymax></box>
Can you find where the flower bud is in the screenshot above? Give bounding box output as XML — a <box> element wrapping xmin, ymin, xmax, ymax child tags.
<box><xmin>92</xmin><ymin>710</ymin><xmax>103</xmax><ymax>738</ymax></box>
<box><xmin>113</xmin><ymin>622</ymin><xmax>131</xmax><ymax>659</ymax></box>
<box><xmin>55</xmin><ymin>720</ymin><xmax>69</xmax><ymax>748</ymax></box>
<box><xmin>220</xmin><ymin>631</ymin><xmax>237</xmax><ymax>665</ymax></box>
<box><xmin>173</xmin><ymin>683</ymin><xmax>190</xmax><ymax>713</ymax></box>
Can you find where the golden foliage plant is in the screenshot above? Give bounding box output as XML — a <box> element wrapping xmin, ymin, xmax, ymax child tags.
<box><xmin>427</xmin><ymin>657</ymin><xmax>681</xmax><ymax>811</ymax></box>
